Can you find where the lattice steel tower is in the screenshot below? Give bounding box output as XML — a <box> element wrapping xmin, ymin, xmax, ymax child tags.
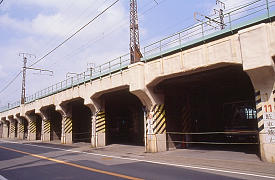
<box><xmin>130</xmin><ymin>0</ymin><xmax>142</xmax><ymax>64</ymax></box>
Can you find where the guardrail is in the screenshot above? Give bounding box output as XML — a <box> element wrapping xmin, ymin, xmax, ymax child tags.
<box><xmin>142</xmin><ymin>0</ymin><xmax>275</xmax><ymax>60</ymax></box>
<box><xmin>1</xmin><ymin>0</ymin><xmax>275</xmax><ymax>113</ymax></box>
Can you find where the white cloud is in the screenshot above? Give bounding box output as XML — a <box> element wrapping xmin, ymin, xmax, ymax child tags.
<box><xmin>0</xmin><ymin>0</ymin><xmax>130</xmax><ymax>104</ymax></box>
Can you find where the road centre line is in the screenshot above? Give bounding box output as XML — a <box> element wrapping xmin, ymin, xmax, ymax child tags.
<box><xmin>0</xmin><ymin>144</ymin><xmax>142</xmax><ymax>180</ymax></box>
<box><xmin>1</xmin><ymin>140</ymin><xmax>275</xmax><ymax>179</ymax></box>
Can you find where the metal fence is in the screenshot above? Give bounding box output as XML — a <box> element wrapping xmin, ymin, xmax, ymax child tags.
<box><xmin>1</xmin><ymin>0</ymin><xmax>275</xmax><ymax>113</ymax></box>
<box><xmin>142</xmin><ymin>0</ymin><xmax>275</xmax><ymax>60</ymax></box>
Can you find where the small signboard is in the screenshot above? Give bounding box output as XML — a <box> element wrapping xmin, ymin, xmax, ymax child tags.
<box><xmin>147</xmin><ymin>112</ymin><xmax>154</xmax><ymax>135</ymax></box>
<box><xmin>264</xmin><ymin>112</ymin><xmax>275</xmax><ymax>143</ymax></box>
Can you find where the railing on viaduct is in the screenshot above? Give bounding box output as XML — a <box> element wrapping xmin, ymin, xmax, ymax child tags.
<box><xmin>1</xmin><ymin>0</ymin><xmax>275</xmax><ymax>113</ymax></box>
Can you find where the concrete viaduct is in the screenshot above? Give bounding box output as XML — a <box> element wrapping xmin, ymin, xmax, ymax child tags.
<box><xmin>1</xmin><ymin>17</ymin><xmax>275</xmax><ymax>162</ymax></box>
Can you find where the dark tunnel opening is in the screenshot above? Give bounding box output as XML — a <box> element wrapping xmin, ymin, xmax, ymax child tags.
<box><xmin>70</xmin><ymin>99</ymin><xmax>92</xmax><ymax>143</ymax></box>
<box><xmin>104</xmin><ymin>89</ymin><xmax>144</xmax><ymax>146</ymax></box>
<box><xmin>157</xmin><ymin>65</ymin><xmax>258</xmax><ymax>154</ymax></box>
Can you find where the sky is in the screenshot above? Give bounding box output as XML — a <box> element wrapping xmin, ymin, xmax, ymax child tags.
<box><xmin>0</xmin><ymin>0</ymin><xmax>256</xmax><ymax>106</ymax></box>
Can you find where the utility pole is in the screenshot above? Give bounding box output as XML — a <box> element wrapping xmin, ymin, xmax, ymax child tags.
<box><xmin>19</xmin><ymin>53</ymin><xmax>53</xmax><ymax>104</ymax></box>
<box><xmin>214</xmin><ymin>0</ymin><xmax>226</xmax><ymax>30</ymax></box>
<box><xmin>19</xmin><ymin>53</ymin><xmax>35</xmax><ymax>104</ymax></box>
<box><xmin>194</xmin><ymin>0</ymin><xmax>226</xmax><ymax>30</ymax></box>
<box><xmin>130</xmin><ymin>0</ymin><xmax>142</xmax><ymax>64</ymax></box>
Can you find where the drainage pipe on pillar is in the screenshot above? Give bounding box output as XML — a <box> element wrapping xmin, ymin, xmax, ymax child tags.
<box><xmin>143</xmin><ymin>106</ymin><xmax>147</xmax><ymax>151</ymax></box>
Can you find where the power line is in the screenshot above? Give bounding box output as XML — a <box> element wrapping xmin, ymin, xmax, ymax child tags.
<box><xmin>28</xmin><ymin>0</ymin><xmax>120</xmax><ymax>68</ymax></box>
<box><xmin>48</xmin><ymin>0</ymin><xmax>167</xmax><ymax>65</ymax></box>
<box><xmin>0</xmin><ymin>0</ymin><xmax>119</xmax><ymax>96</ymax></box>
<box><xmin>0</xmin><ymin>71</ymin><xmax>22</xmax><ymax>94</ymax></box>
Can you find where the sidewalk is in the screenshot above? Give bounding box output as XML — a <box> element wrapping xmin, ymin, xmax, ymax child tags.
<box><xmin>3</xmin><ymin>139</ymin><xmax>275</xmax><ymax>178</ymax></box>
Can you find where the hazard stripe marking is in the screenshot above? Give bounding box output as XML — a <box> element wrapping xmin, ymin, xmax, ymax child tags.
<box><xmin>96</xmin><ymin>111</ymin><xmax>105</xmax><ymax>133</ymax></box>
<box><xmin>151</xmin><ymin>105</ymin><xmax>166</xmax><ymax>134</ymax></box>
<box><xmin>64</xmin><ymin>117</ymin><xmax>72</xmax><ymax>133</ymax></box>
<box><xmin>29</xmin><ymin>121</ymin><xmax>36</xmax><ymax>133</ymax></box>
<box><xmin>255</xmin><ymin>90</ymin><xmax>264</xmax><ymax>133</ymax></box>
<box><xmin>43</xmin><ymin>119</ymin><xmax>51</xmax><ymax>134</ymax></box>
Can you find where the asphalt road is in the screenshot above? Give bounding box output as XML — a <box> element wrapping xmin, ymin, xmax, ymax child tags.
<box><xmin>0</xmin><ymin>141</ymin><xmax>264</xmax><ymax>180</ymax></box>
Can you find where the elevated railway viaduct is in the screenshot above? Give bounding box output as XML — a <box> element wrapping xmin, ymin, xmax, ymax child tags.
<box><xmin>1</xmin><ymin>13</ymin><xmax>275</xmax><ymax>162</ymax></box>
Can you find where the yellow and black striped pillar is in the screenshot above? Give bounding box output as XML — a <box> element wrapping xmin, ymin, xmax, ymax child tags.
<box><xmin>146</xmin><ymin>104</ymin><xmax>166</xmax><ymax>152</ymax></box>
<box><xmin>9</xmin><ymin>121</ymin><xmax>15</xmax><ymax>138</ymax></box>
<box><xmin>152</xmin><ymin>104</ymin><xmax>166</xmax><ymax>134</ymax></box>
<box><xmin>43</xmin><ymin>118</ymin><xmax>51</xmax><ymax>141</ymax></box>
<box><xmin>96</xmin><ymin>111</ymin><xmax>105</xmax><ymax>134</ymax></box>
<box><xmin>64</xmin><ymin>116</ymin><xmax>72</xmax><ymax>134</ymax></box>
<box><xmin>18</xmin><ymin>122</ymin><xmax>24</xmax><ymax>139</ymax></box>
<box><xmin>28</xmin><ymin>120</ymin><xmax>36</xmax><ymax>141</ymax></box>
<box><xmin>181</xmin><ymin>103</ymin><xmax>193</xmax><ymax>133</ymax></box>
<box><xmin>43</xmin><ymin>119</ymin><xmax>51</xmax><ymax>134</ymax></box>
<box><xmin>29</xmin><ymin>120</ymin><xmax>36</xmax><ymax>133</ymax></box>
<box><xmin>255</xmin><ymin>90</ymin><xmax>264</xmax><ymax>133</ymax></box>
<box><xmin>62</xmin><ymin>115</ymin><xmax>72</xmax><ymax>144</ymax></box>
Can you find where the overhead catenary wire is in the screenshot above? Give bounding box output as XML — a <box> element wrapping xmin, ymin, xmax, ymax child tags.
<box><xmin>47</xmin><ymin>0</ymin><xmax>167</xmax><ymax>66</ymax></box>
<box><xmin>0</xmin><ymin>71</ymin><xmax>22</xmax><ymax>94</ymax></box>
<box><xmin>0</xmin><ymin>0</ymin><xmax>119</xmax><ymax>97</ymax></box>
<box><xmin>28</xmin><ymin>0</ymin><xmax>120</xmax><ymax>68</ymax></box>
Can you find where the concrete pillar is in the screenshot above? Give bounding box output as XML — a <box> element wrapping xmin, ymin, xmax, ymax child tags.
<box><xmin>26</xmin><ymin>114</ymin><xmax>36</xmax><ymax>141</ymax></box>
<box><xmin>7</xmin><ymin>118</ymin><xmax>16</xmax><ymax>139</ymax></box>
<box><xmin>146</xmin><ymin>104</ymin><xmax>167</xmax><ymax>152</ymax></box>
<box><xmin>57</xmin><ymin>105</ymin><xmax>72</xmax><ymax>144</ymax></box>
<box><xmin>61</xmin><ymin>114</ymin><xmax>72</xmax><ymax>144</ymax></box>
<box><xmin>84</xmin><ymin>100</ymin><xmax>105</xmax><ymax>148</ymax></box>
<box><xmin>92</xmin><ymin>111</ymin><xmax>106</xmax><ymax>148</ymax></box>
<box><xmin>239</xmin><ymin>23</ymin><xmax>275</xmax><ymax>162</ymax></box>
<box><xmin>248</xmin><ymin>70</ymin><xmax>275</xmax><ymax>162</ymax></box>
<box><xmin>131</xmin><ymin>86</ymin><xmax>167</xmax><ymax>152</ymax></box>
<box><xmin>15</xmin><ymin>117</ymin><xmax>24</xmax><ymax>140</ymax></box>
<box><xmin>38</xmin><ymin>111</ymin><xmax>50</xmax><ymax>142</ymax></box>
<box><xmin>0</xmin><ymin>122</ymin><xmax>3</xmax><ymax>138</ymax></box>
<box><xmin>1</xmin><ymin>120</ymin><xmax>9</xmax><ymax>138</ymax></box>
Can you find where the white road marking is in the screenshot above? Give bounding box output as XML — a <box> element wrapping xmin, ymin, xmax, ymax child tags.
<box><xmin>0</xmin><ymin>175</ymin><xmax>8</xmax><ymax>180</ymax></box>
<box><xmin>1</xmin><ymin>140</ymin><xmax>275</xmax><ymax>179</ymax></box>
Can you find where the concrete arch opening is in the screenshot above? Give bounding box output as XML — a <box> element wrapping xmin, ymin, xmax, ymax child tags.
<box><xmin>7</xmin><ymin>121</ymin><xmax>10</xmax><ymax>138</ymax></box>
<box><xmin>21</xmin><ymin>117</ymin><xmax>28</xmax><ymax>139</ymax></box>
<box><xmin>103</xmin><ymin>89</ymin><xmax>144</xmax><ymax>146</ymax></box>
<box><xmin>69</xmin><ymin>99</ymin><xmax>92</xmax><ymax>143</ymax></box>
<box><xmin>27</xmin><ymin>112</ymin><xmax>42</xmax><ymax>141</ymax></box>
<box><xmin>35</xmin><ymin>114</ymin><xmax>42</xmax><ymax>140</ymax></box>
<box><xmin>157</xmin><ymin>65</ymin><xmax>258</xmax><ymax>154</ymax></box>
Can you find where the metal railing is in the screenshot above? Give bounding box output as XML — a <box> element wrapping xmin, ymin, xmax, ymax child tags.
<box><xmin>1</xmin><ymin>0</ymin><xmax>275</xmax><ymax>113</ymax></box>
<box><xmin>142</xmin><ymin>0</ymin><xmax>275</xmax><ymax>60</ymax></box>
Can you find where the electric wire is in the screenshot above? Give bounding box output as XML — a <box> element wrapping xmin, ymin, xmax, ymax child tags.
<box><xmin>0</xmin><ymin>0</ymin><xmax>119</xmax><ymax>97</ymax></box>
<box><xmin>0</xmin><ymin>71</ymin><xmax>22</xmax><ymax>94</ymax></box>
<box><xmin>47</xmin><ymin>0</ymin><xmax>167</xmax><ymax>66</ymax></box>
<box><xmin>28</xmin><ymin>0</ymin><xmax>120</xmax><ymax>68</ymax></box>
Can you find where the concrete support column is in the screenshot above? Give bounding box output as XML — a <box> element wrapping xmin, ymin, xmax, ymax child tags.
<box><xmin>248</xmin><ymin>70</ymin><xmax>275</xmax><ymax>162</ymax></box>
<box><xmin>92</xmin><ymin>111</ymin><xmax>105</xmax><ymax>148</ymax></box>
<box><xmin>7</xmin><ymin>118</ymin><xmax>16</xmax><ymax>139</ymax></box>
<box><xmin>25</xmin><ymin>114</ymin><xmax>36</xmax><ymax>141</ymax></box>
<box><xmin>38</xmin><ymin>111</ymin><xmax>50</xmax><ymax>142</ymax></box>
<box><xmin>239</xmin><ymin>23</ymin><xmax>275</xmax><ymax>162</ymax></box>
<box><xmin>61</xmin><ymin>114</ymin><xmax>72</xmax><ymax>144</ymax></box>
<box><xmin>131</xmin><ymin>86</ymin><xmax>167</xmax><ymax>152</ymax></box>
<box><xmin>0</xmin><ymin>122</ymin><xmax>3</xmax><ymax>138</ymax></box>
<box><xmin>57</xmin><ymin>105</ymin><xmax>72</xmax><ymax>144</ymax></box>
<box><xmin>85</xmin><ymin>99</ymin><xmax>105</xmax><ymax>148</ymax></box>
<box><xmin>146</xmin><ymin>104</ymin><xmax>167</xmax><ymax>152</ymax></box>
<box><xmin>15</xmin><ymin>117</ymin><xmax>24</xmax><ymax>140</ymax></box>
<box><xmin>1</xmin><ymin>120</ymin><xmax>9</xmax><ymax>138</ymax></box>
